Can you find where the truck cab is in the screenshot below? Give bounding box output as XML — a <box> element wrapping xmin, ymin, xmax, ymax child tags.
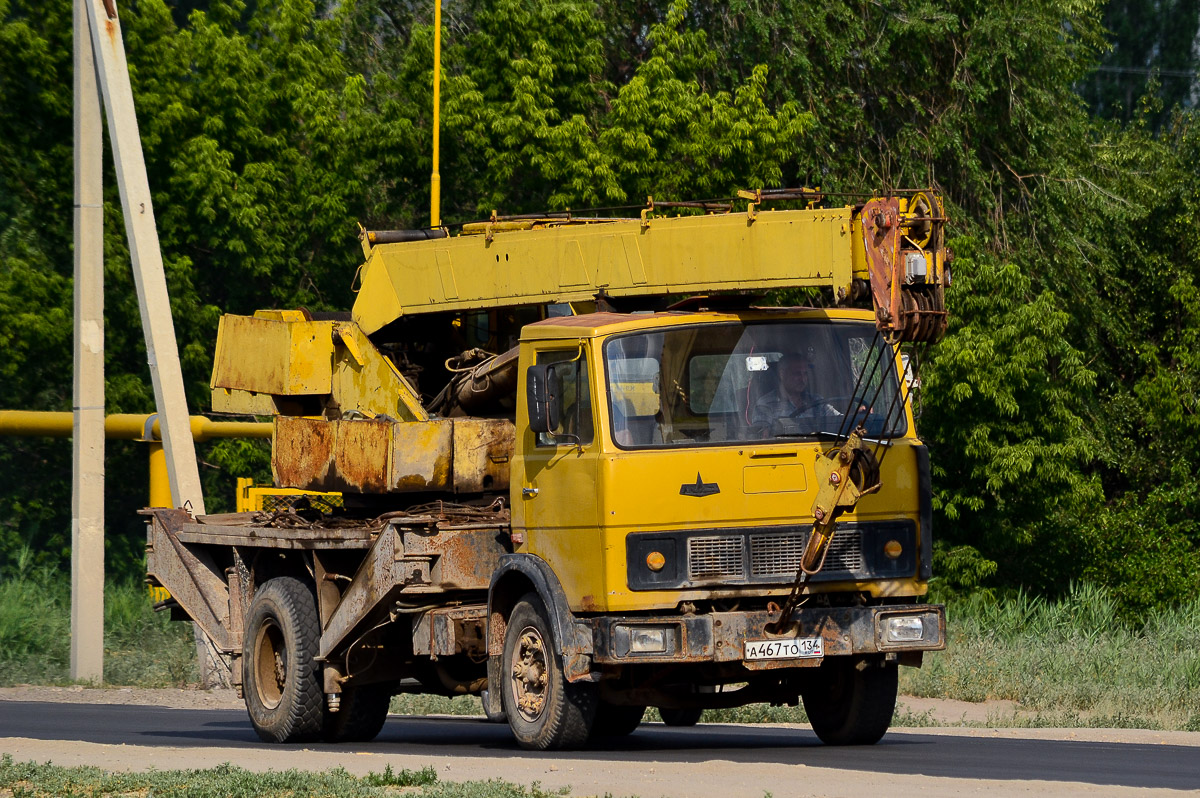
<box><xmin>481</xmin><ymin>307</ymin><xmax>943</xmax><ymax>748</ymax></box>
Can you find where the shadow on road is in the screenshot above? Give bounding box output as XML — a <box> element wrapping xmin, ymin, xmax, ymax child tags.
<box><xmin>1</xmin><ymin>702</ymin><xmax>1196</xmax><ymax>791</ymax></box>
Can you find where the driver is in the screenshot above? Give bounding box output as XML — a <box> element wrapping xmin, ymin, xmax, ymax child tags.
<box><xmin>753</xmin><ymin>352</ymin><xmax>841</xmax><ymax>425</ymax></box>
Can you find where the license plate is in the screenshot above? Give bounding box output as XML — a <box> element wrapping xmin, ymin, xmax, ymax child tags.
<box><xmin>744</xmin><ymin>636</ymin><xmax>824</xmax><ymax>661</ymax></box>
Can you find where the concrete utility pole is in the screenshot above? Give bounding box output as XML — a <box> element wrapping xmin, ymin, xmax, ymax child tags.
<box><xmin>70</xmin><ymin>0</ymin><xmax>215</xmax><ymax>682</ymax></box>
<box><xmin>83</xmin><ymin>0</ymin><xmax>207</xmax><ymax>517</ymax></box>
<box><xmin>71</xmin><ymin>0</ymin><xmax>106</xmax><ymax>683</ymax></box>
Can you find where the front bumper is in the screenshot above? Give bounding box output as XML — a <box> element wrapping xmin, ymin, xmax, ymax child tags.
<box><xmin>587</xmin><ymin>603</ymin><xmax>945</xmax><ymax>669</ymax></box>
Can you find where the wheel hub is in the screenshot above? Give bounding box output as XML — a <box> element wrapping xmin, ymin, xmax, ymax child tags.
<box><xmin>253</xmin><ymin>618</ymin><xmax>287</xmax><ymax>710</ymax></box>
<box><xmin>510</xmin><ymin>626</ymin><xmax>549</xmax><ymax>722</ymax></box>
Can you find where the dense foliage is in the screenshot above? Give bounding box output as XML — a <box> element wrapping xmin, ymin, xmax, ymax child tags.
<box><xmin>1</xmin><ymin>0</ymin><xmax>1197</xmax><ymax>620</ymax></box>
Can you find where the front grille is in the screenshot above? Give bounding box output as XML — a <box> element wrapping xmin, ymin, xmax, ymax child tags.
<box><xmin>688</xmin><ymin>535</ymin><xmax>745</xmax><ymax>580</ymax></box>
<box><xmin>750</xmin><ymin>530</ymin><xmax>863</xmax><ymax>579</ymax></box>
<box><xmin>750</xmin><ymin>533</ymin><xmax>804</xmax><ymax>577</ymax></box>
<box><xmin>628</xmin><ymin>521</ymin><xmax>911</xmax><ymax>591</ymax></box>
<box><xmin>826</xmin><ymin>531</ymin><xmax>864</xmax><ymax>572</ymax></box>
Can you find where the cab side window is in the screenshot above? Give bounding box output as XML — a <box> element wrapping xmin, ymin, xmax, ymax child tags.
<box><xmin>535</xmin><ymin>349</ymin><xmax>593</xmax><ymax>447</ymax></box>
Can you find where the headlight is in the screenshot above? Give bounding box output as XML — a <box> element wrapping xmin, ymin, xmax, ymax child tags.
<box><xmin>885</xmin><ymin>616</ymin><xmax>925</xmax><ymax>642</ymax></box>
<box><xmin>629</xmin><ymin>627</ymin><xmax>668</xmax><ymax>654</ymax></box>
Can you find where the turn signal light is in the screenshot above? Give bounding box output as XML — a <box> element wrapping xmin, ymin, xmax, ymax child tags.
<box><xmin>883</xmin><ymin>539</ymin><xmax>903</xmax><ymax>559</ymax></box>
<box><xmin>646</xmin><ymin>551</ymin><xmax>666</xmax><ymax>571</ymax></box>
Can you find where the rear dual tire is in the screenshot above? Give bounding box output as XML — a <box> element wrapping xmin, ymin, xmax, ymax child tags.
<box><xmin>242</xmin><ymin>576</ymin><xmax>391</xmax><ymax>744</ymax></box>
<box><xmin>242</xmin><ymin>577</ymin><xmax>325</xmax><ymax>744</ymax></box>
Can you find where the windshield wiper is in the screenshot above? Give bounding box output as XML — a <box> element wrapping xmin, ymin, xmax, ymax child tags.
<box><xmin>773</xmin><ymin>430</ymin><xmax>895</xmax><ymax>446</ymax></box>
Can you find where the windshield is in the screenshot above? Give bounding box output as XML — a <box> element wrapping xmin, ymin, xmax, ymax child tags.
<box><xmin>603</xmin><ymin>320</ymin><xmax>908</xmax><ymax>448</ymax></box>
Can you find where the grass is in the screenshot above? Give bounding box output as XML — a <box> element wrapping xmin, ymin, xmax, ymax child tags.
<box><xmin>901</xmin><ymin>582</ymin><xmax>1200</xmax><ymax>731</ymax></box>
<box><xmin>0</xmin><ymin>565</ymin><xmax>197</xmax><ymax>686</ymax></box>
<box><xmin>390</xmin><ymin>694</ymin><xmax>485</xmax><ymax>716</ymax></box>
<box><xmin>0</xmin><ymin>755</ymin><xmax>579</xmax><ymax>798</ymax></box>
<box><xmin>3</xmin><ymin>565</ymin><xmax>1198</xmax><ymax>731</ymax></box>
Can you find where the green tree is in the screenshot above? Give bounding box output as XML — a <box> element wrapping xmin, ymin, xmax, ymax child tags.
<box><xmin>1079</xmin><ymin>0</ymin><xmax>1200</xmax><ymax>126</ymax></box>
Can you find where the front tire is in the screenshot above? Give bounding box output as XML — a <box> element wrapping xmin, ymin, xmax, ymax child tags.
<box><xmin>590</xmin><ymin>702</ymin><xmax>645</xmax><ymax>739</ymax></box>
<box><xmin>501</xmin><ymin>593</ymin><xmax>596</xmax><ymax>750</ymax></box>
<box><xmin>242</xmin><ymin>577</ymin><xmax>325</xmax><ymax>743</ymax></box>
<box><xmin>802</xmin><ymin>657</ymin><xmax>897</xmax><ymax>745</ymax></box>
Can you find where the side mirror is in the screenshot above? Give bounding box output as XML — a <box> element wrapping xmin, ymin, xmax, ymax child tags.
<box><xmin>527</xmin><ymin>364</ymin><xmax>561</xmax><ymax>434</ymax></box>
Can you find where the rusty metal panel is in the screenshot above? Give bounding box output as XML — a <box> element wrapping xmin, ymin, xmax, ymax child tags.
<box><xmin>401</xmin><ymin>527</ymin><xmax>509</xmax><ymax>590</ymax></box>
<box><xmin>319</xmin><ymin>527</ymin><xmax>401</xmax><ymax>659</ymax></box>
<box><xmin>333</xmin><ymin>419</ymin><xmax>392</xmax><ymax>493</ymax></box>
<box><xmin>211</xmin><ymin>314</ymin><xmax>334</xmax><ymax>396</ymax></box>
<box><xmin>275</xmin><ymin>416</ymin><xmax>514</xmax><ymax>495</ymax></box>
<box><xmin>413</xmin><ymin>605</ymin><xmax>488</xmax><ymax>657</ymax></box>
<box><xmin>451</xmin><ymin>419</ymin><xmax>515</xmax><ymax>493</ymax></box>
<box><xmin>273</xmin><ymin>416</ymin><xmax>335</xmax><ymax>490</ymax></box>
<box><xmin>274</xmin><ymin>417</ymin><xmax>393</xmax><ymax>494</ymax></box>
<box><xmin>142</xmin><ymin>509</ymin><xmax>231</xmax><ymax>651</ymax></box>
<box><xmin>174</xmin><ymin>523</ymin><xmax>375</xmax><ymax>550</ymax></box>
<box><xmin>390</xmin><ymin>420</ymin><xmax>453</xmax><ymax>491</ymax></box>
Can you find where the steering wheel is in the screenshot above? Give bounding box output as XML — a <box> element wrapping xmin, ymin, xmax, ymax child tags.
<box><xmin>788</xmin><ymin>394</ymin><xmax>863</xmax><ymax>418</ymax></box>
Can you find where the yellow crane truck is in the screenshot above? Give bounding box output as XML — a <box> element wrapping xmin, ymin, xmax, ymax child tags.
<box><xmin>145</xmin><ymin>190</ymin><xmax>949</xmax><ymax>749</ymax></box>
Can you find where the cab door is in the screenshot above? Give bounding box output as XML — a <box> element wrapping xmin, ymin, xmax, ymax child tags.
<box><xmin>511</xmin><ymin>342</ymin><xmax>604</xmax><ymax>610</ymax></box>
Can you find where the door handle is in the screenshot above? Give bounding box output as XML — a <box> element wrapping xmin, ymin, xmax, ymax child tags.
<box><xmin>522</xmin><ymin>487</ymin><xmax>539</xmax><ymax>498</ymax></box>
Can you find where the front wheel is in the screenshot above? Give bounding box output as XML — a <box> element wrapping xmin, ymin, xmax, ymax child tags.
<box><xmin>242</xmin><ymin>577</ymin><xmax>325</xmax><ymax>743</ymax></box>
<box><xmin>501</xmin><ymin>593</ymin><xmax>596</xmax><ymax>750</ymax></box>
<box><xmin>801</xmin><ymin>657</ymin><xmax>897</xmax><ymax>745</ymax></box>
<box><xmin>590</xmin><ymin>702</ymin><xmax>645</xmax><ymax>739</ymax></box>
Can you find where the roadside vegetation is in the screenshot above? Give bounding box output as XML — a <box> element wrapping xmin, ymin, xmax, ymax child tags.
<box><xmin>0</xmin><ymin>556</ymin><xmax>196</xmax><ymax>687</ymax></box>
<box><xmin>0</xmin><ymin>756</ymin><xmax>574</xmax><ymax>798</ymax></box>
<box><xmin>4</xmin><ymin>569</ymin><xmax>1197</xmax><ymax>731</ymax></box>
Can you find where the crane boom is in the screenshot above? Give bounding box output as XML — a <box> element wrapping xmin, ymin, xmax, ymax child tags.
<box><xmin>353</xmin><ymin>194</ymin><xmax>948</xmax><ymax>343</ymax></box>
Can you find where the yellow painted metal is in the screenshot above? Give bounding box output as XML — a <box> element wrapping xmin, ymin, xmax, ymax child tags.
<box><xmin>329</xmin><ymin>322</ymin><xmax>427</xmax><ymax>421</ymax></box>
<box><xmin>212</xmin><ymin>387</ymin><xmax>276</xmax><ymax>415</ymax></box>
<box><xmin>353</xmin><ymin>207</ymin><xmax>859</xmax><ymax>334</ymax></box>
<box><xmin>211</xmin><ymin>314</ymin><xmax>336</xmax><ymax>397</ymax></box>
<box><xmin>512</xmin><ymin>339</ymin><xmax>605</xmax><ymax>611</ymax></box>
<box><xmin>148</xmin><ymin>442</ymin><xmax>171</xmax><ymax>507</ymax></box>
<box><xmin>521</xmin><ymin>306</ymin><xmax>876</xmax><ymax>340</ymax></box>
<box><xmin>210</xmin><ymin>314</ymin><xmax>428</xmax><ymax>422</ymax></box>
<box><xmin>0</xmin><ymin>410</ymin><xmax>271</xmax><ymax>441</ymax></box>
<box><xmin>234</xmin><ymin>477</ymin><xmax>342</xmax><ymax>513</ymax></box>
<box><xmin>509</xmin><ymin>308</ymin><xmax>927</xmax><ymax>614</ymax></box>
<box><xmin>430</xmin><ymin>0</ymin><xmax>442</xmax><ymax>228</ymax></box>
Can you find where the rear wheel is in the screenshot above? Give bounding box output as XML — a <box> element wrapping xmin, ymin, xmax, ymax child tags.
<box><xmin>590</xmin><ymin>702</ymin><xmax>645</xmax><ymax>739</ymax></box>
<box><xmin>242</xmin><ymin>577</ymin><xmax>324</xmax><ymax>743</ymax></box>
<box><xmin>324</xmin><ymin>683</ymin><xmax>392</xmax><ymax>743</ymax></box>
<box><xmin>801</xmin><ymin>658</ymin><xmax>897</xmax><ymax>745</ymax></box>
<box><xmin>659</xmin><ymin>707</ymin><xmax>703</xmax><ymax>727</ymax></box>
<box><xmin>501</xmin><ymin>593</ymin><xmax>596</xmax><ymax>750</ymax></box>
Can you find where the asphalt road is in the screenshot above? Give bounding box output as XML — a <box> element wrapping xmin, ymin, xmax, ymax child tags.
<box><xmin>1</xmin><ymin>700</ymin><xmax>1198</xmax><ymax>794</ymax></box>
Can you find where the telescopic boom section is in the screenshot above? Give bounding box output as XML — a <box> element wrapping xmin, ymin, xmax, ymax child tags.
<box><xmin>353</xmin><ymin>192</ymin><xmax>948</xmax><ymax>343</ymax></box>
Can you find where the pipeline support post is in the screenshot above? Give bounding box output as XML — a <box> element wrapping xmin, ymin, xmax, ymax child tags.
<box><xmin>430</xmin><ymin>0</ymin><xmax>442</xmax><ymax>228</ymax></box>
